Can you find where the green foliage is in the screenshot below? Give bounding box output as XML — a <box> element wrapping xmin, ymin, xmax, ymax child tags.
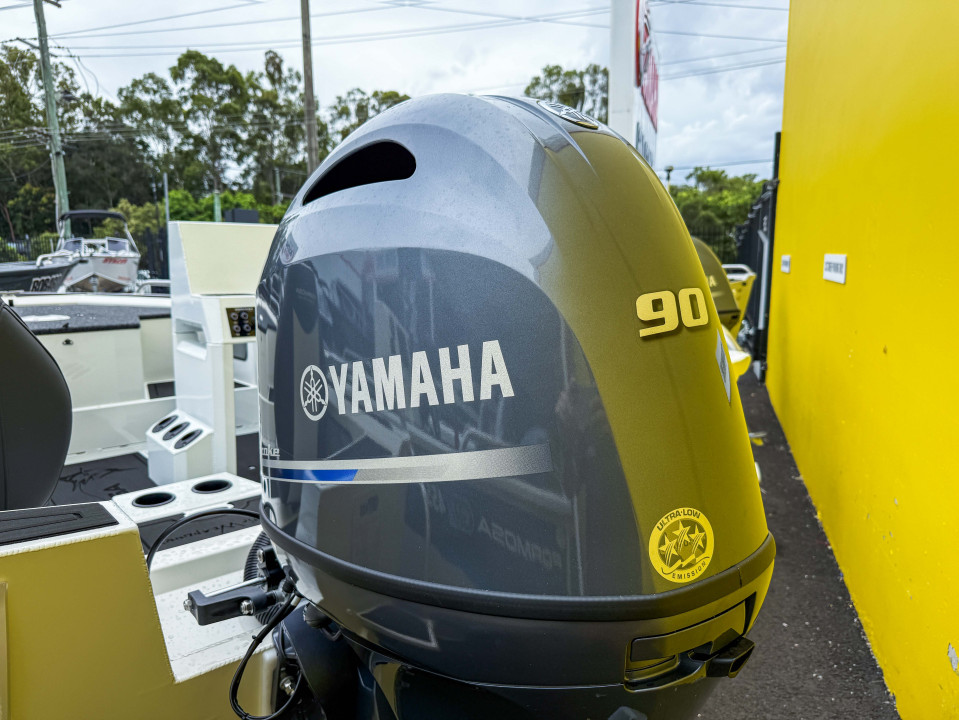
<box><xmin>0</xmin><ymin>44</ymin><xmax>155</xmax><ymax>244</ymax></box>
<box><xmin>95</xmin><ymin>198</ymin><xmax>163</xmax><ymax>255</ymax></box>
<box><xmin>0</xmin><ymin>44</ymin><xmax>404</xmax><ymax>246</ymax></box>
<box><xmin>328</xmin><ymin>89</ymin><xmax>411</xmax><ymax>144</ymax></box>
<box><xmin>670</xmin><ymin>168</ymin><xmax>765</xmax><ymax>229</ymax></box>
<box><xmin>166</xmin><ymin>188</ymin><xmax>288</xmax><ymax>224</ymax></box>
<box><xmin>6</xmin><ymin>183</ymin><xmax>56</xmax><ymax>239</ymax></box>
<box><xmin>524</xmin><ymin>64</ymin><xmax>608</xmax><ymax>124</ymax></box>
<box><xmin>669</xmin><ymin>168</ymin><xmax>766</xmax><ymax>261</ymax></box>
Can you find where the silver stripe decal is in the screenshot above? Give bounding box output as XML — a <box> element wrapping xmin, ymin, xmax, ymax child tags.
<box><xmin>263</xmin><ymin>444</ymin><xmax>552</xmax><ymax>484</ymax></box>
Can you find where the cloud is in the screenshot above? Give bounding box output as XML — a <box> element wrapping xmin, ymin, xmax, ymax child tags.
<box><xmin>2</xmin><ymin>0</ymin><xmax>788</xmax><ymax>180</ymax></box>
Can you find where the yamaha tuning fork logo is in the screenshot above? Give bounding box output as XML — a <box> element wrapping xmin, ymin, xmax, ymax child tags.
<box><xmin>537</xmin><ymin>100</ymin><xmax>599</xmax><ymax>129</ymax></box>
<box><xmin>300</xmin><ymin>365</ymin><xmax>329</xmax><ymax>421</ymax></box>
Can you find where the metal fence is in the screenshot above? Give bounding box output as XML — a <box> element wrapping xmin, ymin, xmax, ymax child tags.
<box><xmin>687</xmin><ymin>226</ymin><xmax>739</xmax><ymax>264</ymax></box>
<box><xmin>733</xmin><ymin>133</ymin><xmax>781</xmax><ymax>379</ymax></box>
<box><xmin>0</xmin><ymin>235</ymin><xmax>59</xmax><ymax>262</ymax></box>
<box><xmin>2</xmin><ymin>227</ymin><xmax>168</xmax><ymax>279</ymax></box>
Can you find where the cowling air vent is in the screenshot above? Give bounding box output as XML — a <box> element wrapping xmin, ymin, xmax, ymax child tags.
<box><xmin>303</xmin><ymin>141</ymin><xmax>415</xmax><ymax>204</ymax></box>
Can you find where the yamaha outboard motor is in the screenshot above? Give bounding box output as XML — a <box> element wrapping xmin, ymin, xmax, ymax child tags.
<box><xmin>256</xmin><ymin>94</ymin><xmax>775</xmax><ymax>719</ymax></box>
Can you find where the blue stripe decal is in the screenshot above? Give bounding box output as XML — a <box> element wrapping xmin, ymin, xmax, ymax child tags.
<box><xmin>266</xmin><ymin>467</ymin><xmax>357</xmax><ymax>483</ymax></box>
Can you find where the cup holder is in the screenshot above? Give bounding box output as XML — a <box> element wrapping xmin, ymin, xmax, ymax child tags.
<box><xmin>192</xmin><ymin>478</ymin><xmax>232</xmax><ymax>494</ymax></box>
<box><xmin>162</xmin><ymin>422</ymin><xmax>189</xmax><ymax>441</ymax></box>
<box><xmin>175</xmin><ymin>428</ymin><xmax>203</xmax><ymax>450</ymax></box>
<box><xmin>132</xmin><ymin>491</ymin><xmax>175</xmax><ymax>508</ymax></box>
<box><xmin>152</xmin><ymin>414</ymin><xmax>178</xmax><ymax>434</ymax></box>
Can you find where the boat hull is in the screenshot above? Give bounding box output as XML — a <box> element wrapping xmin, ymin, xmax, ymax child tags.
<box><xmin>0</xmin><ymin>258</ymin><xmax>78</xmax><ymax>292</ymax></box>
<box><xmin>62</xmin><ymin>253</ymin><xmax>139</xmax><ymax>292</ymax></box>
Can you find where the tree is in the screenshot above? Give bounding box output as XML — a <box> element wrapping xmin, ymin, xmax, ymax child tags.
<box><xmin>524</xmin><ymin>64</ymin><xmax>609</xmax><ymax>124</ymax></box>
<box><xmin>117</xmin><ymin>72</ymin><xmax>184</xmax><ymax>177</ymax></box>
<box><xmin>0</xmin><ymin>45</ymin><xmax>155</xmax><ymax>245</ymax></box>
<box><xmin>328</xmin><ymin>89</ymin><xmax>410</xmax><ymax>144</ymax></box>
<box><xmin>241</xmin><ymin>51</ymin><xmax>310</xmax><ymax>206</ymax></box>
<box><xmin>1</xmin><ymin>45</ymin><xmax>412</xmax><ymax>247</ymax></box>
<box><xmin>0</xmin><ymin>45</ymin><xmax>51</xmax><ymax>243</ymax></box>
<box><xmin>64</xmin><ymin>93</ymin><xmax>155</xmax><ymax>208</ymax></box>
<box><xmin>669</xmin><ymin>167</ymin><xmax>766</xmax><ymax>261</ymax></box>
<box><xmin>169</xmin><ymin>51</ymin><xmax>250</xmax><ymax>194</ymax></box>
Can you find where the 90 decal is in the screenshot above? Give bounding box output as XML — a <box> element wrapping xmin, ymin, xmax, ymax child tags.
<box><xmin>636</xmin><ymin>288</ymin><xmax>709</xmax><ymax>338</ymax></box>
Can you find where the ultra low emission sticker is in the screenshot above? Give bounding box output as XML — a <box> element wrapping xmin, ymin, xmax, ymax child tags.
<box><xmin>648</xmin><ymin>507</ymin><xmax>714</xmax><ymax>584</ymax></box>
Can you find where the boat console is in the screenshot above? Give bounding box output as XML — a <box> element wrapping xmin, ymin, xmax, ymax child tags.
<box><xmin>146</xmin><ymin>221</ymin><xmax>274</xmax><ymax>485</ymax></box>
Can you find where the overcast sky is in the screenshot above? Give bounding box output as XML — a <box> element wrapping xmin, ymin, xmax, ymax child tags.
<box><xmin>1</xmin><ymin>0</ymin><xmax>788</xmax><ymax>185</ymax></box>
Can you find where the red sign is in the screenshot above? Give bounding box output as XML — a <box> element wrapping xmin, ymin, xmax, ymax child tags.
<box><xmin>635</xmin><ymin>0</ymin><xmax>659</xmax><ymax>130</ymax></box>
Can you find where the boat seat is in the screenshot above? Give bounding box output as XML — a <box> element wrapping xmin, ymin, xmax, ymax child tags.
<box><xmin>0</xmin><ymin>299</ymin><xmax>72</xmax><ymax>510</ymax></box>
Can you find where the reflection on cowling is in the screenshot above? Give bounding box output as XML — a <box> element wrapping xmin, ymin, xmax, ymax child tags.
<box><xmin>259</xmin><ymin>248</ymin><xmax>644</xmax><ymax>597</ymax></box>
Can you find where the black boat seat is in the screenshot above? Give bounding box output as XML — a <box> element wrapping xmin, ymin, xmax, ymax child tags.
<box><xmin>0</xmin><ymin>299</ymin><xmax>72</xmax><ymax>510</ymax></box>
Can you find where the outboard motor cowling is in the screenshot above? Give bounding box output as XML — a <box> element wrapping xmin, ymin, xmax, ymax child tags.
<box><xmin>257</xmin><ymin>94</ymin><xmax>774</xmax><ymax>719</ymax></box>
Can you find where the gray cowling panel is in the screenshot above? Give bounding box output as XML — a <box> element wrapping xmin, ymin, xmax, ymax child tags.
<box><xmin>0</xmin><ymin>300</ymin><xmax>72</xmax><ymax>510</ymax></box>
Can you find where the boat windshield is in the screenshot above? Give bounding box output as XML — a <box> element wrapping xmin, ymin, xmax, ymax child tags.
<box><xmin>60</xmin><ymin>239</ymin><xmax>83</xmax><ymax>253</ymax></box>
<box><xmin>107</xmin><ymin>238</ymin><xmax>134</xmax><ymax>253</ymax></box>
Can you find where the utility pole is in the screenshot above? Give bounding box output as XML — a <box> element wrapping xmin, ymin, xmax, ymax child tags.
<box><xmin>33</xmin><ymin>0</ymin><xmax>70</xmax><ymax>237</ymax></box>
<box><xmin>162</xmin><ymin>172</ymin><xmax>170</xmax><ymax>279</ymax></box>
<box><xmin>163</xmin><ymin>172</ymin><xmax>170</xmax><ymax>227</ymax></box>
<box><xmin>274</xmin><ymin>166</ymin><xmax>282</xmax><ymax>205</ymax></box>
<box><xmin>301</xmin><ymin>0</ymin><xmax>320</xmax><ymax>172</ymax></box>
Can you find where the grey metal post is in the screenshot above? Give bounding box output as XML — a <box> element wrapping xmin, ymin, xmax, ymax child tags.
<box><xmin>163</xmin><ymin>172</ymin><xmax>170</xmax><ymax>227</ymax></box>
<box><xmin>33</xmin><ymin>0</ymin><xmax>70</xmax><ymax>237</ymax></box>
<box><xmin>301</xmin><ymin>0</ymin><xmax>320</xmax><ymax>172</ymax></box>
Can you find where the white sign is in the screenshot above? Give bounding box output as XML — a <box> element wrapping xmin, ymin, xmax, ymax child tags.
<box><xmin>823</xmin><ymin>254</ymin><xmax>847</xmax><ymax>284</ymax></box>
<box><xmin>780</xmin><ymin>255</ymin><xmax>791</xmax><ymax>274</ymax></box>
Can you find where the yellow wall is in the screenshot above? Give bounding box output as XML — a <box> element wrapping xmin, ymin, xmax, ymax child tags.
<box><xmin>768</xmin><ymin>2</ymin><xmax>959</xmax><ymax>717</ymax></box>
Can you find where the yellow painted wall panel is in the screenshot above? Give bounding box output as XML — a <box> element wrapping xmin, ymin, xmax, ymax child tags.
<box><xmin>768</xmin><ymin>1</ymin><xmax>959</xmax><ymax>717</ymax></box>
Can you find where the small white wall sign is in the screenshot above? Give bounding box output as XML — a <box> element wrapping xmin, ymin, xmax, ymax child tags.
<box><xmin>823</xmin><ymin>253</ymin><xmax>847</xmax><ymax>284</ymax></box>
<box><xmin>781</xmin><ymin>255</ymin><xmax>791</xmax><ymax>273</ymax></box>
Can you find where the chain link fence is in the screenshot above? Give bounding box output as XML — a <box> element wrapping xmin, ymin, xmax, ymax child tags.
<box><xmin>686</xmin><ymin>226</ymin><xmax>738</xmax><ymax>263</ymax></box>
<box><xmin>0</xmin><ymin>234</ymin><xmax>59</xmax><ymax>262</ymax></box>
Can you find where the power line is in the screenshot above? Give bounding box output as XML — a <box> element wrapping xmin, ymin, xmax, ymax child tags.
<box><xmin>34</xmin><ymin>3</ymin><xmax>607</xmax><ymax>42</ymax></box>
<box><xmin>82</xmin><ymin>7</ymin><xmax>608</xmax><ymax>47</ymax></box>
<box><xmin>44</xmin><ymin>5</ymin><xmax>395</xmax><ymax>41</ymax></box>
<box><xmin>47</xmin><ymin>2</ymin><xmax>259</xmax><ymax>39</ymax></box>
<box><xmin>661</xmin><ymin>158</ymin><xmax>771</xmax><ymax>171</ymax></box>
<box><xmin>661</xmin><ymin>56</ymin><xmax>785</xmax><ymax>79</ymax></box>
<box><xmin>656</xmin><ymin>28</ymin><xmax>786</xmax><ymax>42</ymax></box>
<box><xmin>660</xmin><ymin>43</ymin><xmax>783</xmax><ymax>66</ymax></box>
<box><xmin>650</xmin><ymin>1</ymin><xmax>789</xmax><ymax>10</ymax></box>
<box><xmin>63</xmin><ymin>10</ymin><xmax>610</xmax><ymax>58</ymax></box>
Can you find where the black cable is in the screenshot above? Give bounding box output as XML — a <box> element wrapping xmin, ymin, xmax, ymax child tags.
<box><xmin>144</xmin><ymin>507</ymin><xmax>303</xmax><ymax>717</ymax></box>
<box><xmin>229</xmin><ymin>589</ymin><xmax>304</xmax><ymax>720</ymax></box>
<box><xmin>144</xmin><ymin>508</ymin><xmax>260</xmax><ymax>570</ymax></box>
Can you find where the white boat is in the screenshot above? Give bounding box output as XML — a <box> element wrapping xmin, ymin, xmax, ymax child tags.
<box><xmin>48</xmin><ymin>209</ymin><xmax>141</xmax><ymax>292</ymax></box>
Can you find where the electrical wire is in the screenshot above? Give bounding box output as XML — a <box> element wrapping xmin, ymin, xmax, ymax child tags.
<box><xmin>48</xmin><ymin>2</ymin><xmax>265</xmax><ymax>39</ymax></box>
<box><xmin>45</xmin><ymin>4</ymin><xmax>396</xmax><ymax>41</ymax></box>
<box><xmin>61</xmin><ymin>9</ymin><xmax>610</xmax><ymax>57</ymax></box>
<box><xmin>650</xmin><ymin>0</ymin><xmax>789</xmax><ymax>10</ymax></box>
<box><xmin>662</xmin><ymin>158</ymin><xmax>770</xmax><ymax>171</ymax></box>
<box><xmin>661</xmin><ymin>55</ymin><xmax>785</xmax><ymax>79</ymax></box>
<box><xmin>656</xmin><ymin>28</ymin><xmax>785</xmax><ymax>42</ymax></box>
<box><xmin>145</xmin><ymin>507</ymin><xmax>260</xmax><ymax>570</ymax></box>
<box><xmin>660</xmin><ymin>43</ymin><xmax>784</xmax><ymax>66</ymax></box>
<box><xmin>229</xmin><ymin>588</ymin><xmax>304</xmax><ymax>720</ymax></box>
<box><xmin>28</xmin><ymin>3</ymin><xmax>606</xmax><ymax>42</ymax></box>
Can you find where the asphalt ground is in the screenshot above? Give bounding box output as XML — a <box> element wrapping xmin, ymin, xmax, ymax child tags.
<box><xmin>701</xmin><ymin>374</ymin><xmax>899</xmax><ymax>719</ymax></box>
